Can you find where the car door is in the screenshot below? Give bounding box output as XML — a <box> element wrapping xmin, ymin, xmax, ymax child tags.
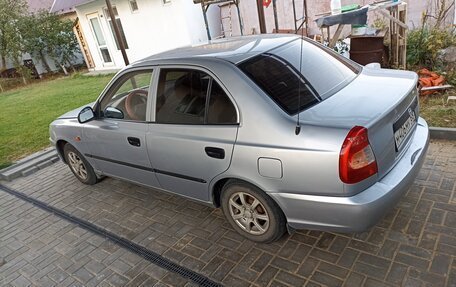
<box><xmin>83</xmin><ymin>68</ymin><xmax>161</xmax><ymax>188</ymax></box>
<box><xmin>146</xmin><ymin>67</ymin><xmax>239</xmax><ymax>202</ymax></box>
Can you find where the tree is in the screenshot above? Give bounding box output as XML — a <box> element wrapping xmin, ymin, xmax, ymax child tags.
<box><xmin>47</xmin><ymin>15</ymin><xmax>81</xmax><ymax>74</ymax></box>
<box><xmin>0</xmin><ymin>0</ymin><xmax>27</xmax><ymax>69</ymax></box>
<box><xmin>20</xmin><ymin>11</ymin><xmax>80</xmax><ymax>75</ymax></box>
<box><xmin>0</xmin><ymin>1</ymin><xmax>80</xmax><ymax>81</ymax></box>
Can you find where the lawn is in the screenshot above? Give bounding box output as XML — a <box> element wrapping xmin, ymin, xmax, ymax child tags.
<box><xmin>420</xmin><ymin>90</ymin><xmax>456</xmax><ymax>128</ymax></box>
<box><xmin>0</xmin><ymin>74</ymin><xmax>113</xmax><ymax>169</ymax></box>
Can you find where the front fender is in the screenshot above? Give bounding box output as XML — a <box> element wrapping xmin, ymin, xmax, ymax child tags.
<box><xmin>50</xmin><ymin>118</ymin><xmax>92</xmax><ymax>166</ymax></box>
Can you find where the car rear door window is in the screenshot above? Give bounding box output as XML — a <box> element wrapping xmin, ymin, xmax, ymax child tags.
<box><xmin>156</xmin><ymin>69</ymin><xmax>209</xmax><ymax>124</ymax></box>
<box><xmin>156</xmin><ymin>68</ymin><xmax>237</xmax><ymax>125</ymax></box>
<box><xmin>207</xmin><ymin>81</ymin><xmax>237</xmax><ymax>124</ymax></box>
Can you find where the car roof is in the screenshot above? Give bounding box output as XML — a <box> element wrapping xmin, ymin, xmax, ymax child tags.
<box><xmin>132</xmin><ymin>34</ymin><xmax>300</xmax><ymax>67</ymax></box>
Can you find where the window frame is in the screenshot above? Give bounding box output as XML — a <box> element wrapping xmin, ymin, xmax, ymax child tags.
<box><xmin>129</xmin><ymin>0</ymin><xmax>139</xmax><ymax>13</ymax></box>
<box><xmin>151</xmin><ymin>65</ymin><xmax>240</xmax><ymax>126</ymax></box>
<box><xmin>103</xmin><ymin>6</ymin><xmax>129</xmax><ymax>50</ymax></box>
<box><xmin>94</xmin><ymin>67</ymin><xmax>156</xmax><ymax>123</ymax></box>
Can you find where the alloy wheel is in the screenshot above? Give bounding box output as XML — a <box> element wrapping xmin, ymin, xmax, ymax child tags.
<box><xmin>228</xmin><ymin>191</ymin><xmax>270</xmax><ymax>235</ymax></box>
<box><xmin>67</xmin><ymin>151</ymin><xmax>88</xmax><ymax>180</ymax></box>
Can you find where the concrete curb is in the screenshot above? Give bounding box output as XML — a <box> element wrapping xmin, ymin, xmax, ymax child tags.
<box><xmin>429</xmin><ymin>127</ymin><xmax>456</xmax><ymax>141</ymax></box>
<box><xmin>0</xmin><ymin>148</ymin><xmax>59</xmax><ymax>181</ymax></box>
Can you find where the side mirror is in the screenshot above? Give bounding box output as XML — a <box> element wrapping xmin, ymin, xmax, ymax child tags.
<box><xmin>78</xmin><ymin>106</ymin><xmax>95</xmax><ymax>123</ymax></box>
<box><xmin>104</xmin><ymin>106</ymin><xmax>124</xmax><ymax>119</ymax></box>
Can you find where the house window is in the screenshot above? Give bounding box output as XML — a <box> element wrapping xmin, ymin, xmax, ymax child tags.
<box><xmin>103</xmin><ymin>6</ymin><xmax>129</xmax><ymax>50</ymax></box>
<box><xmin>129</xmin><ymin>0</ymin><xmax>139</xmax><ymax>12</ymax></box>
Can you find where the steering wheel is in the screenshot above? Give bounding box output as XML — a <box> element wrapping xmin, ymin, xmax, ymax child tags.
<box><xmin>125</xmin><ymin>90</ymin><xmax>148</xmax><ymax>120</ymax></box>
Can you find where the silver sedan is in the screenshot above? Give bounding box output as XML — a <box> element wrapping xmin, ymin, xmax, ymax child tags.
<box><xmin>50</xmin><ymin>35</ymin><xmax>429</xmax><ymax>243</ymax></box>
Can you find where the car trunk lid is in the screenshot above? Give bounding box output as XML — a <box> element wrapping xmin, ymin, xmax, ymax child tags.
<box><xmin>300</xmin><ymin>67</ymin><xmax>419</xmax><ymax>180</ymax></box>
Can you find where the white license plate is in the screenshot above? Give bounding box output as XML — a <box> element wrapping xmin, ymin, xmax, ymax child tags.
<box><xmin>393</xmin><ymin>104</ymin><xmax>417</xmax><ymax>151</ymax></box>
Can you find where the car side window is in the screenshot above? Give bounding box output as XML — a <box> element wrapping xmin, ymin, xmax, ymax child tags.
<box><xmin>207</xmin><ymin>81</ymin><xmax>237</xmax><ymax>124</ymax></box>
<box><xmin>156</xmin><ymin>68</ymin><xmax>237</xmax><ymax>125</ymax></box>
<box><xmin>156</xmin><ymin>69</ymin><xmax>209</xmax><ymax>124</ymax></box>
<box><xmin>100</xmin><ymin>70</ymin><xmax>153</xmax><ymax>121</ymax></box>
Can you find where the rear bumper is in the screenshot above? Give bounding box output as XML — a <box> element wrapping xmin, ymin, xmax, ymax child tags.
<box><xmin>270</xmin><ymin>117</ymin><xmax>429</xmax><ymax>232</ymax></box>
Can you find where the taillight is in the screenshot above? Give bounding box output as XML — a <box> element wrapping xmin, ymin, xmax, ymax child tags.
<box><xmin>339</xmin><ymin>126</ymin><xmax>378</xmax><ymax>184</ymax></box>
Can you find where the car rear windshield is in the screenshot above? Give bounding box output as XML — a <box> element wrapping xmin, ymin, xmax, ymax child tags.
<box><xmin>238</xmin><ymin>38</ymin><xmax>361</xmax><ymax>115</ymax></box>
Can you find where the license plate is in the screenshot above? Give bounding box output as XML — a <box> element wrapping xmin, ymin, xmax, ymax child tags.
<box><xmin>393</xmin><ymin>102</ymin><xmax>417</xmax><ymax>151</ymax></box>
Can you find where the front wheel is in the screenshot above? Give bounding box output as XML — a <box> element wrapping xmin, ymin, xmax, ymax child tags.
<box><xmin>221</xmin><ymin>180</ymin><xmax>286</xmax><ymax>243</ymax></box>
<box><xmin>63</xmin><ymin>144</ymin><xmax>98</xmax><ymax>185</ymax></box>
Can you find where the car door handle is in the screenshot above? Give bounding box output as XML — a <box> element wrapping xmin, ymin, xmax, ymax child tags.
<box><xmin>205</xmin><ymin>147</ymin><xmax>225</xmax><ymax>159</ymax></box>
<box><xmin>127</xmin><ymin>137</ymin><xmax>141</xmax><ymax>147</ymax></box>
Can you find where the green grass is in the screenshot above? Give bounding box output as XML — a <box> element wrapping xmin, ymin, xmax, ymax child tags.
<box><xmin>420</xmin><ymin>91</ymin><xmax>456</xmax><ymax>128</ymax></box>
<box><xmin>0</xmin><ymin>74</ymin><xmax>114</xmax><ymax>168</ymax></box>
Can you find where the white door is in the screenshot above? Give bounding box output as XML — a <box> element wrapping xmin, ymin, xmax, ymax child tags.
<box><xmin>87</xmin><ymin>13</ymin><xmax>114</xmax><ymax>66</ymax></box>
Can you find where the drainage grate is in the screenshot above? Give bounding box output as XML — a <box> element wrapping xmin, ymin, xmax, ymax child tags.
<box><xmin>0</xmin><ymin>184</ymin><xmax>222</xmax><ymax>287</ymax></box>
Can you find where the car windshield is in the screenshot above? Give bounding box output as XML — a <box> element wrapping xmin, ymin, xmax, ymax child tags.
<box><xmin>238</xmin><ymin>38</ymin><xmax>361</xmax><ymax>115</ymax></box>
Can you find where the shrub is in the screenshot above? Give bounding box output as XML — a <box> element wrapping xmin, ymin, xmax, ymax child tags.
<box><xmin>407</xmin><ymin>27</ymin><xmax>456</xmax><ymax>68</ymax></box>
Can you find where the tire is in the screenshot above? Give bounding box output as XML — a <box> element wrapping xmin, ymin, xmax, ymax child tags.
<box><xmin>221</xmin><ymin>180</ymin><xmax>286</xmax><ymax>243</ymax></box>
<box><xmin>63</xmin><ymin>144</ymin><xmax>98</xmax><ymax>185</ymax></box>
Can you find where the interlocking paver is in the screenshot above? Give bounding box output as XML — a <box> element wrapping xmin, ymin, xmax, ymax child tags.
<box><xmin>0</xmin><ymin>195</ymin><xmax>191</xmax><ymax>287</ymax></box>
<box><xmin>1</xmin><ymin>140</ymin><xmax>455</xmax><ymax>286</ymax></box>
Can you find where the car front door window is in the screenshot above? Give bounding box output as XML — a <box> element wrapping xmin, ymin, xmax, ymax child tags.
<box><xmin>100</xmin><ymin>70</ymin><xmax>153</xmax><ymax>121</ymax></box>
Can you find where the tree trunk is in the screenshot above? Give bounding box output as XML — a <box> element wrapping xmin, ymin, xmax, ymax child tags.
<box><xmin>1</xmin><ymin>54</ymin><xmax>6</xmax><ymax>69</ymax></box>
<box><xmin>69</xmin><ymin>61</ymin><xmax>76</xmax><ymax>73</ymax></box>
<box><xmin>60</xmin><ymin>64</ymin><xmax>68</xmax><ymax>76</ymax></box>
<box><xmin>39</xmin><ymin>50</ymin><xmax>52</xmax><ymax>73</ymax></box>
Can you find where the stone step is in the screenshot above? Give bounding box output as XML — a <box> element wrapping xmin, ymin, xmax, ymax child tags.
<box><xmin>0</xmin><ymin>148</ymin><xmax>59</xmax><ymax>181</ymax></box>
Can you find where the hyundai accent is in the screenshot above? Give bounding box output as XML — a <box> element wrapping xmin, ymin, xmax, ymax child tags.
<box><xmin>50</xmin><ymin>34</ymin><xmax>429</xmax><ymax>243</ymax></box>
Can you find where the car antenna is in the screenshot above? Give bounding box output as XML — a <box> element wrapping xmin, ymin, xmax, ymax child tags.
<box><xmin>295</xmin><ymin>0</ymin><xmax>305</xmax><ymax>135</ymax></box>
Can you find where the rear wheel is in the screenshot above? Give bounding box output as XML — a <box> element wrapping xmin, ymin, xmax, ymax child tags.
<box><xmin>63</xmin><ymin>144</ymin><xmax>98</xmax><ymax>185</ymax></box>
<box><xmin>221</xmin><ymin>180</ymin><xmax>286</xmax><ymax>243</ymax></box>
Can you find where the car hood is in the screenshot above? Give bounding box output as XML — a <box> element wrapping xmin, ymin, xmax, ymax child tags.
<box><xmin>58</xmin><ymin>102</ymin><xmax>96</xmax><ymax>119</ymax></box>
<box><xmin>300</xmin><ymin>67</ymin><xmax>418</xmax><ymax>128</ymax></box>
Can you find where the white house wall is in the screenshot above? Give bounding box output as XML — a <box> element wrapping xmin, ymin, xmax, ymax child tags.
<box><xmin>76</xmin><ymin>0</ymin><xmax>217</xmax><ymax>70</ymax></box>
<box><xmin>1</xmin><ymin>51</ymin><xmax>84</xmax><ymax>76</ymax></box>
<box><xmin>26</xmin><ymin>53</ymin><xmax>60</xmax><ymax>75</ymax></box>
<box><xmin>0</xmin><ymin>54</ymin><xmax>58</xmax><ymax>75</ymax></box>
<box><xmin>0</xmin><ymin>58</ymin><xmax>16</xmax><ymax>71</ymax></box>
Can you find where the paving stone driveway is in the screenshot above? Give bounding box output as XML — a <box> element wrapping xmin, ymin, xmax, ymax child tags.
<box><xmin>1</xmin><ymin>140</ymin><xmax>455</xmax><ymax>287</ymax></box>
